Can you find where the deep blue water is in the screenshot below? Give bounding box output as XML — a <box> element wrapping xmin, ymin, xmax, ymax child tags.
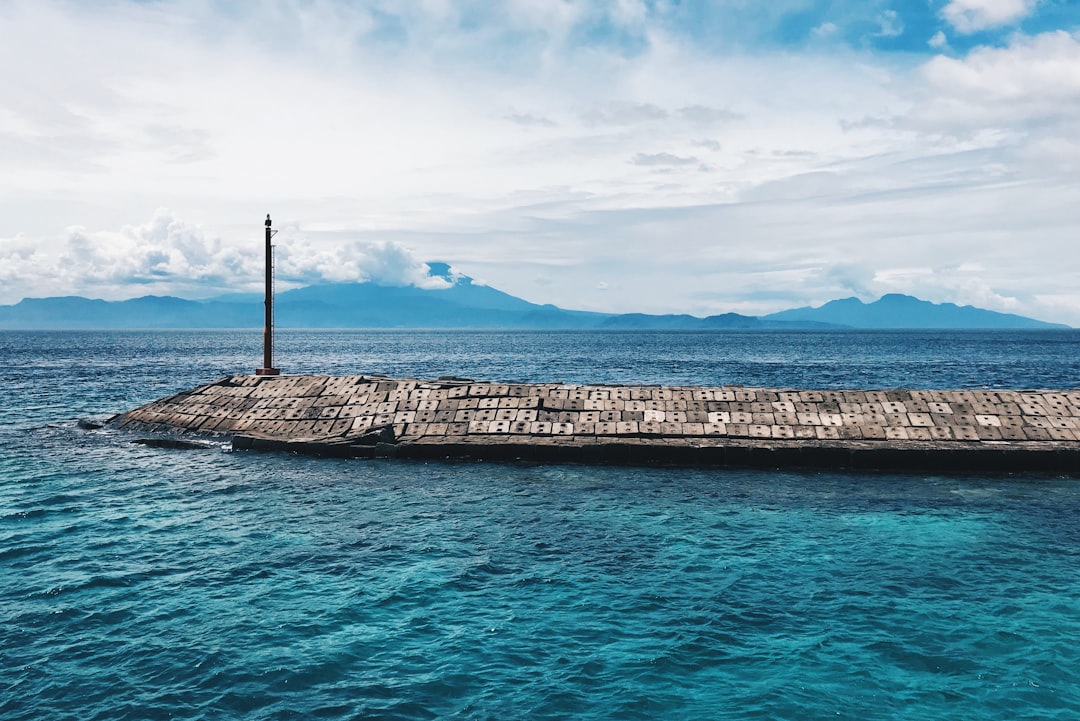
<box><xmin>2</xmin><ymin>330</ymin><xmax>1079</xmax><ymax>720</ymax></box>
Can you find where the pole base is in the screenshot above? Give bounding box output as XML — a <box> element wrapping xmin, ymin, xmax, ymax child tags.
<box><xmin>255</xmin><ymin>368</ymin><xmax>281</xmax><ymax>376</ymax></box>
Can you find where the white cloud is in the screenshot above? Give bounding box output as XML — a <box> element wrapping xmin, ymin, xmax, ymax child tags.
<box><xmin>0</xmin><ymin>210</ymin><xmax>450</xmax><ymax>302</ymax></box>
<box><xmin>941</xmin><ymin>0</ymin><xmax>1039</xmax><ymax>34</ymax></box>
<box><xmin>277</xmin><ymin>238</ymin><xmax>452</xmax><ymax>289</ymax></box>
<box><xmin>928</xmin><ymin>31</ymin><xmax>948</xmax><ymax>49</ymax></box>
<box><xmin>876</xmin><ymin>10</ymin><xmax>904</xmax><ymax>38</ymax></box>
<box><xmin>915</xmin><ymin>30</ymin><xmax>1080</xmax><ymax>129</ymax></box>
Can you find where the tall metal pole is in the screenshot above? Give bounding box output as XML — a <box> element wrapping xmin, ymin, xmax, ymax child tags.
<box><xmin>257</xmin><ymin>213</ymin><xmax>280</xmax><ymax>375</ymax></box>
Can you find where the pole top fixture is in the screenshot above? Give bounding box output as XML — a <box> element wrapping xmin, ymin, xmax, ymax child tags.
<box><xmin>265</xmin><ymin>213</ymin><xmax>271</xmax><ymax>228</ymax></box>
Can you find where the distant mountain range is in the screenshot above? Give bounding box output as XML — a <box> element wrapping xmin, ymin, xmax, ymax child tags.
<box><xmin>0</xmin><ymin>267</ymin><xmax>1068</xmax><ymax>330</ymax></box>
<box><xmin>762</xmin><ymin>293</ymin><xmax>1068</xmax><ymax>329</ymax></box>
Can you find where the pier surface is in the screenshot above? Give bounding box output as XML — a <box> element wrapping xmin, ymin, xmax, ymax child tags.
<box><xmin>110</xmin><ymin>374</ymin><xmax>1080</xmax><ymax>473</ymax></box>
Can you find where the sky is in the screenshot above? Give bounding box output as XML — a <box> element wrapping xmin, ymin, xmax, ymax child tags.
<box><xmin>1</xmin><ymin>0</ymin><xmax>1079</xmax><ymax>324</ymax></box>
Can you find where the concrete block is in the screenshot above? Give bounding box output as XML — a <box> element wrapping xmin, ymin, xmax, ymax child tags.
<box><xmin>488</xmin><ymin>420</ymin><xmax>512</xmax><ymax>434</ymax></box>
<box><xmin>861</xmin><ymin>425</ymin><xmax>887</xmax><ymax>440</ymax></box>
<box><xmin>404</xmin><ymin>423</ymin><xmax>429</xmax><ymax>437</ymax></box>
<box><xmin>953</xmin><ymin>426</ymin><xmax>980</xmax><ymax>442</ymax></box>
<box><xmin>749</xmin><ymin>424</ymin><xmax>771</xmax><ymax>438</ymax></box>
<box><xmin>769</xmin><ymin>425</ymin><xmax>794</xmax><ymax>439</ymax></box>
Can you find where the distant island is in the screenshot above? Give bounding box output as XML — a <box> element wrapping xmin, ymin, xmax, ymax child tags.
<box><xmin>0</xmin><ymin>265</ymin><xmax>1068</xmax><ymax>330</ymax></box>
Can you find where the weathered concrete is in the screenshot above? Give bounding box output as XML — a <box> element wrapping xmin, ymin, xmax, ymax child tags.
<box><xmin>108</xmin><ymin>374</ymin><xmax>1080</xmax><ymax>474</ymax></box>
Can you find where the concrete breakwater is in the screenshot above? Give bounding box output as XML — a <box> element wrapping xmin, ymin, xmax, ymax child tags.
<box><xmin>109</xmin><ymin>374</ymin><xmax>1080</xmax><ymax>473</ymax></box>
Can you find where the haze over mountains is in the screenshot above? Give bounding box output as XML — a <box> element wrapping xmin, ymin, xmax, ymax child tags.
<box><xmin>0</xmin><ymin>266</ymin><xmax>1068</xmax><ymax>330</ymax></box>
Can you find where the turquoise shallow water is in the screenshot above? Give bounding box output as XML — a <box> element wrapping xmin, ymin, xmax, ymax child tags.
<box><xmin>2</xmin><ymin>330</ymin><xmax>1080</xmax><ymax>720</ymax></box>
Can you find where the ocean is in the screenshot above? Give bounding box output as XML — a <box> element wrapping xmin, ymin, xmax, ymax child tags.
<box><xmin>2</xmin><ymin>329</ymin><xmax>1079</xmax><ymax>720</ymax></box>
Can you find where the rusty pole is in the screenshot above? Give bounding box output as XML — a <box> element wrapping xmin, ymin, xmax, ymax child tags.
<box><xmin>256</xmin><ymin>213</ymin><xmax>280</xmax><ymax>375</ymax></box>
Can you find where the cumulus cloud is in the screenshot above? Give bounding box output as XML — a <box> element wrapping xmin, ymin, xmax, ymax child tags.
<box><xmin>915</xmin><ymin>30</ymin><xmax>1080</xmax><ymax>128</ymax></box>
<box><xmin>0</xmin><ymin>210</ymin><xmax>252</xmax><ymax>300</ymax></box>
<box><xmin>0</xmin><ymin>210</ymin><xmax>451</xmax><ymax>303</ymax></box>
<box><xmin>941</xmin><ymin>0</ymin><xmax>1039</xmax><ymax>34</ymax></box>
<box><xmin>277</xmin><ymin>239</ymin><xmax>451</xmax><ymax>289</ymax></box>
